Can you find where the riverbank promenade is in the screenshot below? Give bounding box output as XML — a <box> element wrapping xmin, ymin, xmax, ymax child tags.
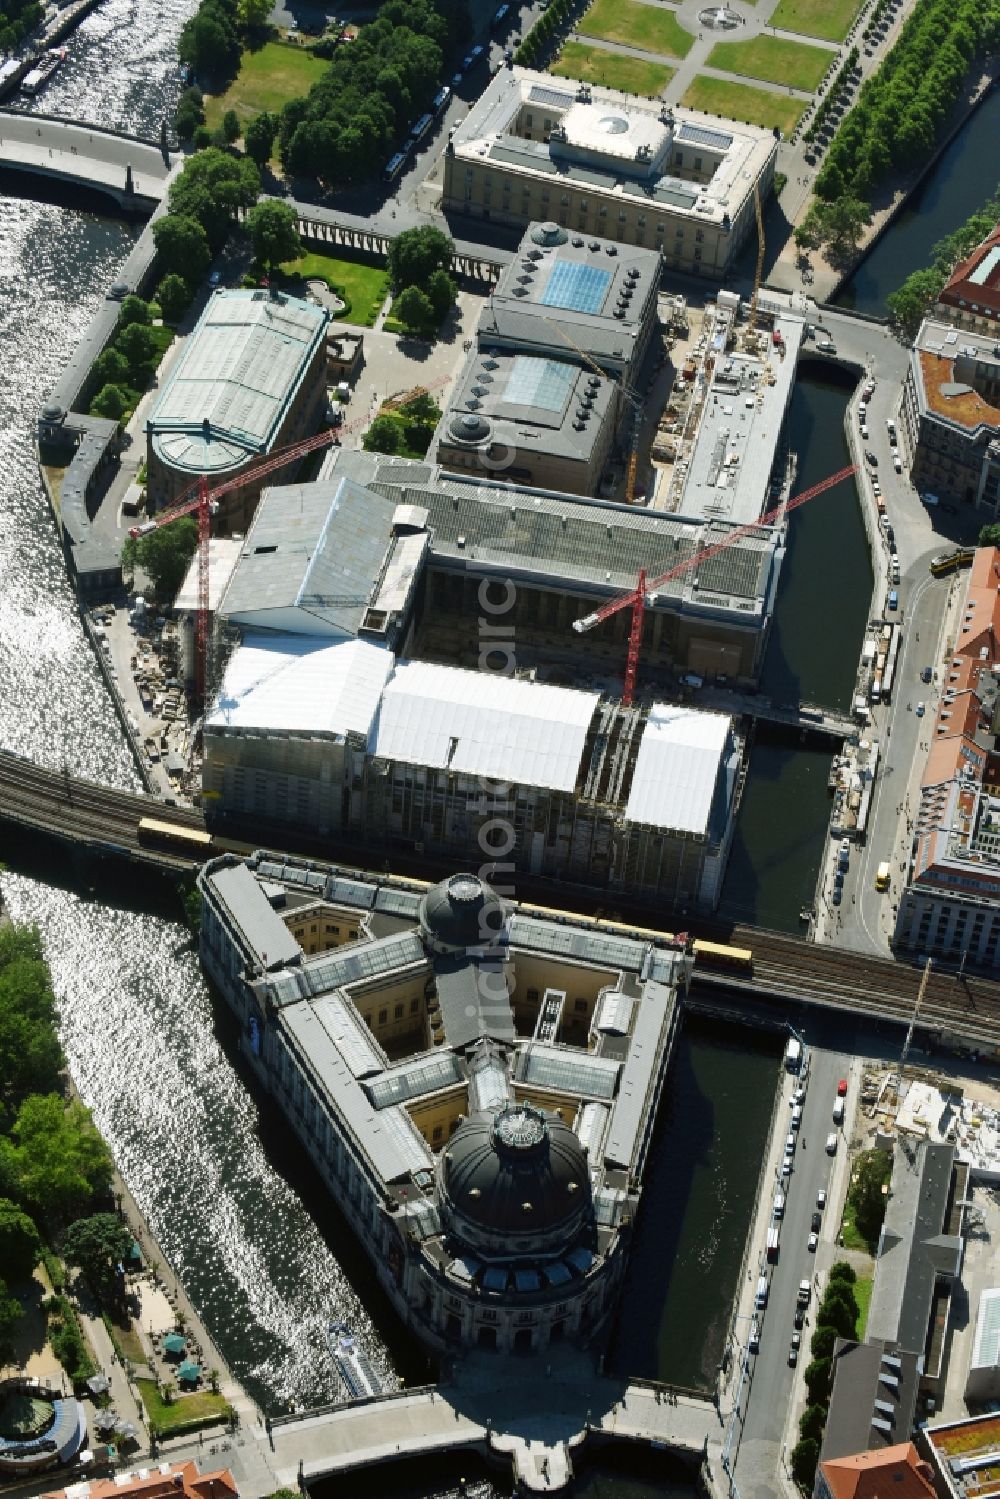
<box><xmin>0</xmin><ymin>110</ymin><xmax>175</xmax><ymax>207</ymax></box>
<box><xmin>152</xmin><ymin>1348</ymin><xmax>717</xmax><ymax>1495</ymax></box>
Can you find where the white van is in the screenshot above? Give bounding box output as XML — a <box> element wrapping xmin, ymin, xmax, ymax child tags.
<box><xmin>791</xmin><ymin>1105</ymin><xmax>803</xmax><ymax>1130</ymax></box>
<box><xmin>749</xmin><ymin>1318</ymin><xmax>760</xmax><ymax>1354</ymax></box>
<box><xmin>833</xmin><ymin>1098</ymin><xmax>845</xmax><ymax>1125</ymax></box>
<box><xmin>826</xmin><ymin>1133</ymin><xmax>838</xmax><ymax>1155</ymax></box>
<box><xmin>773</xmin><ymin>1190</ymin><xmax>785</xmax><ymax>1219</ymax></box>
<box><xmin>755</xmin><ymin>1274</ymin><xmax>769</xmax><ymax>1309</ymax></box>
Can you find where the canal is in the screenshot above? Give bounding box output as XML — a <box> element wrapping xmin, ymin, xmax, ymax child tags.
<box><xmin>835</xmin><ymin>85</ymin><xmax>1000</xmax><ymax>316</ymax></box>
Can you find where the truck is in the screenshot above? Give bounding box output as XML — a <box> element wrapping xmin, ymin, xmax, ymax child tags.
<box><xmin>797</xmin><ymin>1279</ymin><xmax>811</xmax><ymax>1307</ymax></box>
<box><xmin>784</xmin><ymin>1038</ymin><xmax>802</xmax><ymax>1072</ymax></box>
<box><xmin>875</xmin><ymin>861</ymin><xmax>891</xmax><ymax>892</ymax></box>
<box><xmin>766</xmin><ymin>1225</ymin><xmax>780</xmax><ymax>1262</ymax></box>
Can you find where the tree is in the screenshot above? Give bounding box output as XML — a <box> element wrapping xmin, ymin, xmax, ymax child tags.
<box><xmin>363</xmin><ymin>414</ymin><xmax>404</xmax><ymax>454</ymax></box>
<box><xmin>799</xmin><ymin>1403</ymin><xmax>827</xmax><ymax>1444</ymax></box>
<box><xmin>0</xmin><ymin>1275</ymin><xmax>22</xmax><ymax>1364</ymax></box>
<box><xmin>827</xmin><ymin>1261</ymin><xmax>857</xmax><ymax>1286</ymax></box>
<box><xmin>819</xmin><ymin>1286</ymin><xmax>859</xmax><ymax>1339</ymax></box>
<box><xmin>849</xmin><ymin>1148</ymin><xmax>892</xmax><ymax>1243</ymax></box>
<box><xmin>175</xmin><ymin>86</ymin><xmax>205</xmax><ymax>141</ymax></box>
<box><xmin>169</xmin><ymin>148</ymin><xmax>260</xmax><ymax>249</ymax></box>
<box><xmin>0</xmin><ymin>1094</ymin><xmax>112</xmax><ymax>1223</ymax></box>
<box><xmin>978</xmin><ymin>523</ymin><xmax>1000</xmax><ymax>547</ymax></box>
<box><xmin>116</xmin><ymin>323</ymin><xmax>158</xmax><ymax>384</ymax></box>
<box><xmin>91</xmin><ymin>384</ymin><xmax>130</xmax><ymax>421</ymax></box>
<box><xmin>886</xmin><ymin>266</ymin><xmax>944</xmax><ymax>335</ymax></box>
<box><xmin>386</xmin><ymin>225</ymin><xmax>454</xmax><ymax>292</ymax></box>
<box><xmin>0</xmin><ymin>926</ymin><xmax>63</xmax><ymax>1102</ymax></box>
<box><xmin>395</xmin><ymin>284</ymin><xmax>434</xmax><ymax>332</ymax></box>
<box><xmin>426</xmin><ymin>266</ymin><xmax>456</xmax><ymax>321</ymax></box>
<box><xmin>791</xmin><ymin>1437</ymin><xmax>819</xmax><ymax>1487</ymax></box>
<box><xmin>222</xmin><ymin>108</ymin><xmax>241</xmax><ymax>144</ymax></box>
<box><xmin>122</xmin><ymin>517</ymin><xmax>199</xmax><ymax>602</ymax></box>
<box><xmin>91</xmin><ymin>347</ymin><xmax>130</xmax><ymax>388</ymax></box>
<box><xmin>178</xmin><ymin>3</ymin><xmax>240</xmax><ymax>79</ymax></box>
<box><xmin>62</xmin><ymin>1214</ymin><xmax>133</xmax><ymax>1297</ymax></box>
<box><xmin>245</xmin><ymin>199</ymin><xmax>301</xmax><ymax>272</ymax></box>
<box><xmin>237</xmin><ymin>0</ymin><xmax>270</xmax><ymax>29</ymax></box>
<box><xmin>118</xmin><ymin>295</ymin><xmax>152</xmax><ymax>329</ymax></box>
<box><xmin>804</xmin><ymin>1357</ymin><xmax>832</xmax><ymax>1404</ymax></box>
<box><xmin>0</xmin><ymin>1199</ymin><xmax>41</xmax><ymax>1282</ymax></box>
<box><xmin>153</xmin><ymin>214</ymin><xmax>212</xmax><ymax>280</ymax></box>
<box><xmin>244</xmin><ymin>111</ymin><xmax>277</xmax><ymax>167</ymax></box>
<box><xmin>809</xmin><ymin>1323</ymin><xmax>838</xmax><ymax>1361</ymax></box>
<box><xmin>156</xmin><ymin>273</ymin><xmax>192</xmax><ymax>325</ymax></box>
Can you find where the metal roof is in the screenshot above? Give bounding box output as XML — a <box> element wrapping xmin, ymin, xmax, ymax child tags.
<box><xmin>207</xmin><ymin>861</ymin><xmax>302</xmax><ymax>970</ymax></box>
<box><xmin>309</xmin><ymin>991</ymin><xmax>386</xmax><ymax>1077</ymax></box>
<box><xmin>626</xmin><ymin>704</ymin><xmax>732</xmax><ymax>834</ymax></box>
<box><xmin>207</xmin><ymin>633</ymin><xmax>393</xmax><ymax>738</ymax></box>
<box><xmin>370</xmin><ymin>659</ymin><xmax>598</xmax><ymax>792</ymax></box>
<box><xmin>509</xmin><ymin>914</ymin><xmax>648</xmax><ymax>972</ymax></box>
<box><xmin>365</xmin><ymin>1051</ymin><xmax>464</xmax><ymax>1109</ymax></box>
<box><xmin>148</xmin><ymin>290</ymin><xmax>328</xmax><ymax>476</ymax></box>
<box><xmin>280</xmin><ymin>1003</ymin><xmax>431</xmax><ymax>1184</ymax></box>
<box><xmin>434</xmin><ymin>954</ymin><xmax>516</xmax><ymax>1050</ymax></box>
<box><xmin>520</xmin><ymin>1043</ymin><xmax>619</xmax><ymax>1099</ymax></box>
<box><xmin>604</xmin><ymin>979</ymin><xmax>674</xmax><ymax>1170</ymax></box>
<box><xmin>218</xmin><ymin>478</ymin><xmax>400</xmax><ymax>636</ymax></box>
<box><xmin>972</xmin><ymin>1287</ymin><xmax>1000</xmax><ymax>1370</ymax></box>
<box><xmin>865</xmin><ymin>1140</ymin><xmax>960</xmax><ymax>1354</ymax></box>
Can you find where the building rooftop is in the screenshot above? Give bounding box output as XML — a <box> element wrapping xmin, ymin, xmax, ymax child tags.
<box><xmin>913</xmin><ymin>320</ymin><xmax>1000</xmax><ymax>434</ymax></box>
<box><xmin>818</xmin><ymin>1441</ymin><xmax>935</xmax><ymax>1499</ymax></box>
<box><xmin>626</xmin><ymin>703</ymin><xmax>734</xmax><ymax>834</ymax></box>
<box><xmin>175</xmin><ymin>536</ymin><xmax>244</xmax><ymax>614</ymax></box>
<box><xmin>45</xmin><ymin>1463</ymin><xmax>238</xmax><ymax>1499</ymax></box>
<box><xmin>147</xmin><ymin>289</ymin><xmax>328</xmax><ymax>476</ymax></box>
<box><xmin>667</xmin><ymin>313</ymin><xmax>804</xmax><ymax>527</ymax></box>
<box><xmin>450</xmin><ymin>69</ymin><xmax>776</xmax><ymax>229</ymax></box>
<box><xmin>866</xmin><ymin>1139</ymin><xmax>960</xmax><ymax>1356</ymax></box>
<box><xmin>939</xmin><ymin>223</ymin><xmax>1000</xmax><ymax>317</ymax></box>
<box><xmin>206</xmin><ymin>633</ymin><xmax>394</xmax><ymax>738</ymax></box>
<box><xmin>925</xmin><ymin>1412</ymin><xmax>1000</xmax><ymax>1495</ymax></box>
<box><xmin>819</xmin><ymin>1342</ymin><xmax>922</xmax><ymax>1467</ymax></box>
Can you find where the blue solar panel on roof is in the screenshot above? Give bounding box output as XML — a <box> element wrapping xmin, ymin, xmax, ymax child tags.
<box><xmin>505</xmin><ymin>356</ymin><xmax>577</xmax><ymax>412</ymax></box>
<box><xmin>678</xmin><ymin>122</ymin><xmax>733</xmax><ymax>150</ymax></box>
<box><xmin>540</xmin><ymin>260</ymin><xmax>612</xmax><ymax>315</ymax></box>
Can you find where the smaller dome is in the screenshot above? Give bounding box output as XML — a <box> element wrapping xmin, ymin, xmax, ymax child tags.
<box><xmin>109</xmin><ymin>280</ymin><xmax>130</xmax><ymax>300</ymax></box>
<box><xmin>419</xmin><ymin>873</ymin><xmax>505</xmax><ymax>954</ymax></box>
<box><xmin>41</xmin><ymin>401</ymin><xmax>64</xmax><ymax>422</ymax></box>
<box><xmin>450</xmin><ymin>412</ymin><xmax>491</xmax><ymax>443</ymax></box>
<box><xmin>597</xmin><ymin>114</ymin><xmax>629</xmax><ymax>135</ymax></box>
<box><xmin>530</xmin><ymin>221</ymin><xmax>568</xmax><ymax>247</ymax></box>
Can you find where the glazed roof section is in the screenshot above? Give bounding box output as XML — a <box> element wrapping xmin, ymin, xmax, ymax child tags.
<box><xmin>451</xmin><ymin>68</ymin><xmax>776</xmax><ymax>228</ymax></box>
<box><xmin>206</xmin><ymin>633</ymin><xmax>394</xmax><ymax>738</ymax></box>
<box><xmin>939</xmin><ymin>224</ymin><xmax>1000</xmax><ymax>316</ymax></box>
<box><xmin>147</xmin><ymin>290</ymin><xmax>328</xmax><ymax>475</ymax></box>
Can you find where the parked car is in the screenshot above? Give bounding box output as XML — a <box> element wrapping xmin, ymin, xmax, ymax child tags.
<box><xmin>921</xmin><ymin>666</ymin><xmax>932</xmax><ymax>683</ymax></box>
<box><xmin>837</xmin><ymin>1079</ymin><xmax>848</xmax><ymax>1097</ymax></box>
<box><xmin>788</xmin><ymin>1342</ymin><xmax>799</xmax><ymax>1367</ymax></box>
<box><xmin>893</xmin><ymin>454</ymin><xmax>903</xmax><ymax>473</ymax></box>
<box><xmin>832</xmin><ymin>885</ymin><xmax>842</xmax><ymax>906</ymax></box>
<box><xmin>866</xmin><ymin>449</ymin><xmax>878</xmax><ymax>467</ymax></box>
<box><xmin>792</xmin><ymin>1086</ymin><xmax>806</xmax><ymax>1104</ymax></box>
<box><xmin>816</xmin><ymin>339</ymin><xmax>836</xmax><ymax>353</ymax></box>
<box><xmin>916</xmin><ymin>701</ymin><xmax>925</xmax><ymax>717</ymax></box>
<box><xmin>808</xmin><ymin>1232</ymin><xmax>818</xmax><ymax>1252</ymax></box>
<box><xmin>826</xmin><ymin>1133</ymin><xmax>838</xmax><ymax>1155</ymax></box>
<box><xmin>811</xmin><ymin>1211</ymin><xmax>822</xmax><ymax>1232</ymax></box>
<box><xmin>860</xmin><ymin>424</ymin><xmax>869</xmax><ymax>441</ymax></box>
<box><xmin>817</xmin><ymin>1188</ymin><xmax>827</xmax><ymax>1209</ymax></box>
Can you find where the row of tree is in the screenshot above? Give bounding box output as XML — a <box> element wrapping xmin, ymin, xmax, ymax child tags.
<box><xmin>275</xmin><ymin>0</ymin><xmax>470</xmax><ymax>183</ymax></box>
<box><xmin>515</xmin><ymin>0</ymin><xmax>578</xmax><ymax>70</ymax></box>
<box><xmin>886</xmin><ymin>186</ymin><xmax>1000</xmax><ymax>336</ymax></box>
<box><xmin>0</xmin><ymin>924</ymin><xmax>124</xmax><ymax>1369</ymax></box>
<box><xmin>790</xmin><ymin>1261</ymin><xmax>864</xmax><ymax>1487</ymax></box>
<box><xmin>801</xmin><ymin>48</ymin><xmax>859</xmax><ymax>147</ymax></box>
<box><xmin>815</xmin><ymin>0</ymin><xmax>1000</xmax><ymax>207</ymax></box>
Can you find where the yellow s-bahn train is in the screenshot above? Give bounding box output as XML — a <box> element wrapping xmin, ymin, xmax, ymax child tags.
<box><xmin>137</xmin><ymin>817</ymin><xmax>214</xmax><ymax>854</ymax></box>
<box><xmin>691</xmin><ymin>939</ymin><xmax>754</xmax><ymax>975</ymax></box>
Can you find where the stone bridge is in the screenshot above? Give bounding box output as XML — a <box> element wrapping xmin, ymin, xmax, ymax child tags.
<box><xmin>0</xmin><ymin>109</ymin><xmax>175</xmax><ymax>206</ymax></box>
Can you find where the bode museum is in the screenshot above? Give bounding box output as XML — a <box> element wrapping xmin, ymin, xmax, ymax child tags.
<box><xmin>199</xmin><ymin>852</ymin><xmax>691</xmax><ymax>1354</ymax></box>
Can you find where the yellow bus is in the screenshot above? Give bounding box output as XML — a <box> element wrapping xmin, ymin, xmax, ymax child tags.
<box><xmin>930</xmin><ymin>549</ymin><xmax>974</xmax><ymax>577</ymax></box>
<box><xmin>875</xmin><ymin>861</ymin><xmax>891</xmax><ymax>892</ymax></box>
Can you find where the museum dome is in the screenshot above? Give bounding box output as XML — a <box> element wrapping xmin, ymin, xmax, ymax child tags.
<box><xmin>530</xmin><ymin>221</ymin><xmax>569</xmax><ymax>247</ymax></box>
<box><xmin>419</xmin><ymin>873</ymin><xmax>505</xmax><ymax>956</ymax></box>
<box><xmin>440</xmin><ymin>1105</ymin><xmax>591</xmax><ymax>1250</ymax></box>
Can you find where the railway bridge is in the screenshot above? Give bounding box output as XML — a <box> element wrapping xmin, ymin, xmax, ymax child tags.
<box><xmin>1</xmin><ymin>750</ymin><xmax>999</xmax><ymax>1047</ymax></box>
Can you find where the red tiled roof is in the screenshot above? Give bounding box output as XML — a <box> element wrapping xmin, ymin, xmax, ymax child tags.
<box><xmin>939</xmin><ymin>224</ymin><xmax>1000</xmax><ymax>316</ymax></box>
<box><xmin>42</xmin><ymin>1462</ymin><xmax>238</xmax><ymax>1499</ymax></box>
<box><xmin>819</xmin><ymin>1441</ymin><xmax>937</xmax><ymax>1499</ymax></box>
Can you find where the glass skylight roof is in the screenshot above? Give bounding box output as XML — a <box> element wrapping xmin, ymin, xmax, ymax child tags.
<box><xmin>505</xmin><ymin>355</ymin><xmax>577</xmax><ymax>412</ymax></box>
<box><xmin>540</xmin><ymin>259</ymin><xmax>613</xmax><ymax>314</ymax></box>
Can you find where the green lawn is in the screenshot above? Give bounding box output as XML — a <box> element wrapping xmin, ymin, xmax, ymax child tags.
<box><xmin>275</xmin><ymin>251</ymin><xmax>389</xmax><ymax>328</ymax></box>
<box><xmin>705</xmin><ymin>34</ymin><xmax>830</xmax><ymax>91</ymax></box>
<box><xmin>853</xmin><ymin>1273</ymin><xmax>873</xmax><ymax>1339</ymax></box>
<box><xmin>680</xmin><ymin>75</ymin><xmax>806</xmax><ymax>134</ymax></box>
<box><xmin>551</xmin><ymin>40</ymin><xmax>674</xmax><ymax>95</ymax></box>
<box><xmin>136</xmin><ymin>1379</ymin><xmax>232</xmax><ymax>1436</ymax></box>
<box><xmin>204</xmin><ymin>40</ymin><xmax>328</xmax><ymax>132</ymax></box>
<box><xmin>768</xmin><ymin>0</ymin><xmax>860</xmax><ymax>43</ymax></box>
<box><xmin>579</xmin><ymin>0</ymin><xmax>694</xmax><ymax>58</ymax></box>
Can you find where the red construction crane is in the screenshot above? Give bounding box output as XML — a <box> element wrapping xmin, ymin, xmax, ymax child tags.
<box><xmin>129</xmin><ymin>426</ymin><xmax>343</xmax><ymax>700</ymax></box>
<box><xmin>572</xmin><ymin>464</ymin><xmax>858</xmax><ymax>705</ymax></box>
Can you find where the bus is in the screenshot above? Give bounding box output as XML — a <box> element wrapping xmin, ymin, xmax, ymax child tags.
<box><xmin>137</xmin><ymin>817</ymin><xmax>214</xmax><ymax>855</ymax></box>
<box><xmin>383</xmin><ymin>151</ymin><xmax>408</xmax><ymax>182</ymax></box>
<box><xmin>409</xmin><ymin>112</ymin><xmax>434</xmax><ymax>143</ymax></box>
<box><xmin>875</xmin><ymin>861</ymin><xmax>891</xmax><ymax>892</ymax></box>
